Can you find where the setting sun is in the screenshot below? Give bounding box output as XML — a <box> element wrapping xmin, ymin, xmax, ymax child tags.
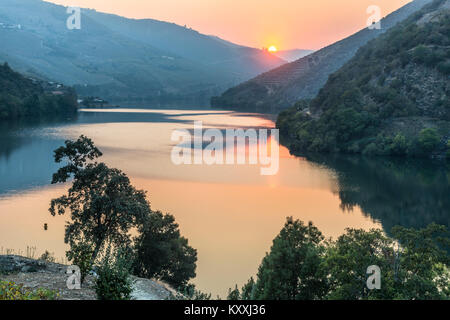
<box><xmin>268</xmin><ymin>45</ymin><xmax>278</xmax><ymax>52</ymax></box>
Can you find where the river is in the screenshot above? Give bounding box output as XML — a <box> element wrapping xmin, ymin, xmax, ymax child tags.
<box><xmin>0</xmin><ymin>107</ymin><xmax>448</xmax><ymax>297</ymax></box>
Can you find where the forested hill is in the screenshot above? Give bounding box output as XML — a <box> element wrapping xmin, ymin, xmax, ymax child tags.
<box><xmin>0</xmin><ymin>63</ymin><xmax>77</xmax><ymax>120</ymax></box>
<box><xmin>277</xmin><ymin>0</ymin><xmax>450</xmax><ymax>159</ymax></box>
<box><xmin>211</xmin><ymin>0</ymin><xmax>433</xmax><ymax>112</ymax></box>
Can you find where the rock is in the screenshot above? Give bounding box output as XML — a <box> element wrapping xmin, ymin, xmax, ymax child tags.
<box><xmin>0</xmin><ymin>255</ymin><xmax>47</xmax><ymax>273</ymax></box>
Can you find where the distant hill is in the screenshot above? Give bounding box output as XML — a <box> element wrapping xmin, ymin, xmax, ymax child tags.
<box><xmin>0</xmin><ymin>62</ymin><xmax>77</xmax><ymax>120</ymax></box>
<box><xmin>211</xmin><ymin>0</ymin><xmax>434</xmax><ymax>112</ymax></box>
<box><xmin>0</xmin><ymin>0</ymin><xmax>285</xmax><ymax>103</ymax></box>
<box><xmin>274</xmin><ymin>49</ymin><xmax>314</xmax><ymax>62</ymax></box>
<box><xmin>277</xmin><ymin>0</ymin><xmax>450</xmax><ymax>159</ymax></box>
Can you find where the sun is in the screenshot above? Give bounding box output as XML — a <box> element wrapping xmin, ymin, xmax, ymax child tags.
<box><xmin>268</xmin><ymin>45</ymin><xmax>278</xmax><ymax>53</ymax></box>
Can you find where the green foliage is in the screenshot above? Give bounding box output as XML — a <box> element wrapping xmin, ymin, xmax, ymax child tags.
<box><xmin>0</xmin><ymin>281</ymin><xmax>58</xmax><ymax>300</ymax></box>
<box><xmin>389</xmin><ymin>133</ymin><xmax>409</xmax><ymax>155</ymax></box>
<box><xmin>417</xmin><ymin>128</ymin><xmax>441</xmax><ymax>154</ymax></box>
<box><xmin>277</xmin><ymin>1</ymin><xmax>450</xmax><ymax>159</ymax></box>
<box><xmin>49</xmin><ymin>136</ymin><xmax>198</xmax><ymax>298</ymax></box>
<box><xmin>49</xmin><ymin>136</ymin><xmax>151</xmax><ymax>261</ymax></box>
<box><xmin>66</xmin><ymin>242</ymin><xmax>95</xmax><ymax>284</ymax></box>
<box><xmin>227</xmin><ymin>285</ymin><xmax>240</xmax><ymax>300</ymax></box>
<box><xmin>171</xmin><ymin>284</ymin><xmax>212</xmax><ymax>300</ymax></box>
<box><xmin>95</xmin><ymin>248</ymin><xmax>134</xmax><ymax>300</ymax></box>
<box><xmin>240</xmin><ymin>277</ymin><xmax>256</xmax><ymax>300</ymax></box>
<box><xmin>0</xmin><ymin>62</ymin><xmax>77</xmax><ymax>121</ymax></box>
<box><xmin>39</xmin><ymin>250</ymin><xmax>55</xmax><ymax>263</ymax></box>
<box><xmin>253</xmin><ymin>218</ymin><xmax>329</xmax><ymax>300</ymax></box>
<box><xmin>133</xmin><ymin>211</ymin><xmax>197</xmax><ymax>290</ymax></box>
<box><xmin>390</xmin><ymin>223</ymin><xmax>450</xmax><ymax>299</ymax></box>
<box><xmin>324</xmin><ymin>229</ymin><xmax>396</xmax><ymax>300</ymax></box>
<box><xmin>237</xmin><ymin>218</ymin><xmax>449</xmax><ymax>300</ymax></box>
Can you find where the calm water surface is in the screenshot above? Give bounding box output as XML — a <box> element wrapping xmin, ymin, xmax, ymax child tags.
<box><xmin>0</xmin><ymin>108</ymin><xmax>448</xmax><ymax>297</ymax></box>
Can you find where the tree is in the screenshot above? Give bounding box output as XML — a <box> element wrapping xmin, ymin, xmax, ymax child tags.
<box><xmin>133</xmin><ymin>211</ymin><xmax>197</xmax><ymax>289</ymax></box>
<box><xmin>227</xmin><ymin>285</ymin><xmax>240</xmax><ymax>300</ymax></box>
<box><xmin>323</xmin><ymin>228</ymin><xmax>396</xmax><ymax>300</ymax></box>
<box><xmin>49</xmin><ymin>135</ymin><xmax>151</xmax><ymax>261</ymax></box>
<box><xmin>95</xmin><ymin>247</ymin><xmax>134</xmax><ymax>300</ymax></box>
<box><xmin>240</xmin><ymin>277</ymin><xmax>256</xmax><ymax>300</ymax></box>
<box><xmin>239</xmin><ymin>218</ymin><xmax>449</xmax><ymax>300</ymax></box>
<box><xmin>253</xmin><ymin>218</ymin><xmax>328</xmax><ymax>300</ymax></box>
<box><xmin>417</xmin><ymin>128</ymin><xmax>441</xmax><ymax>154</ymax></box>
<box><xmin>391</xmin><ymin>223</ymin><xmax>450</xmax><ymax>299</ymax></box>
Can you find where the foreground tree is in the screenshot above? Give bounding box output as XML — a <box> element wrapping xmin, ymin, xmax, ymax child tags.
<box><xmin>253</xmin><ymin>217</ymin><xmax>329</xmax><ymax>300</ymax></box>
<box><xmin>133</xmin><ymin>211</ymin><xmax>197</xmax><ymax>289</ymax></box>
<box><xmin>238</xmin><ymin>218</ymin><xmax>449</xmax><ymax>300</ymax></box>
<box><xmin>49</xmin><ymin>135</ymin><xmax>151</xmax><ymax>261</ymax></box>
<box><xmin>325</xmin><ymin>224</ymin><xmax>450</xmax><ymax>299</ymax></box>
<box><xmin>323</xmin><ymin>228</ymin><xmax>396</xmax><ymax>299</ymax></box>
<box><xmin>390</xmin><ymin>223</ymin><xmax>450</xmax><ymax>299</ymax></box>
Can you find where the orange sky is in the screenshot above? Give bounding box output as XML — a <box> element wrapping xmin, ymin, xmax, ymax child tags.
<box><xmin>48</xmin><ymin>0</ymin><xmax>411</xmax><ymax>50</ymax></box>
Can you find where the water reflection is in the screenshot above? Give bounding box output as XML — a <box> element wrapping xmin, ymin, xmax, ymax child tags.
<box><xmin>304</xmin><ymin>154</ymin><xmax>450</xmax><ymax>232</ymax></box>
<box><xmin>0</xmin><ymin>108</ymin><xmax>448</xmax><ymax>297</ymax></box>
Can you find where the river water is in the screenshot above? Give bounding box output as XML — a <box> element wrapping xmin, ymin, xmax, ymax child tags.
<box><xmin>0</xmin><ymin>107</ymin><xmax>448</xmax><ymax>297</ymax></box>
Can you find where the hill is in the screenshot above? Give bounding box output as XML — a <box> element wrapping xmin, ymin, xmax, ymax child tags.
<box><xmin>0</xmin><ymin>62</ymin><xmax>77</xmax><ymax>120</ymax></box>
<box><xmin>273</xmin><ymin>49</ymin><xmax>314</xmax><ymax>62</ymax></box>
<box><xmin>211</xmin><ymin>0</ymin><xmax>433</xmax><ymax>112</ymax></box>
<box><xmin>0</xmin><ymin>0</ymin><xmax>285</xmax><ymax>103</ymax></box>
<box><xmin>277</xmin><ymin>0</ymin><xmax>450</xmax><ymax>159</ymax></box>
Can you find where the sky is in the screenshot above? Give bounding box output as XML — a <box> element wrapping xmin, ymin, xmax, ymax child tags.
<box><xmin>48</xmin><ymin>0</ymin><xmax>411</xmax><ymax>50</ymax></box>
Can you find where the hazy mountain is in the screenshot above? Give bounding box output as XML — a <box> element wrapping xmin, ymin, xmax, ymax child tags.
<box><xmin>0</xmin><ymin>0</ymin><xmax>285</xmax><ymax>102</ymax></box>
<box><xmin>277</xmin><ymin>0</ymin><xmax>449</xmax><ymax>158</ymax></box>
<box><xmin>211</xmin><ymin>0</ymin><xmax>434</xmax><ymax>112</ymax></box>
<box><xmin>274</xmin><ymin>49</ymin><xmax>314</xmax><ymax>62</ymax></box>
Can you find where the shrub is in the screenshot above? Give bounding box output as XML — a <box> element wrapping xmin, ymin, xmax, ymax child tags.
<box><xmin>417</xmin><ymin>128</ymin><xmax>441</xmax><ymax>154</ymax></box>
<box><xmin>66</xmin><ymin>242</ymin><xmax>95</xmax><ymax>284</ymax></box>
<box><xmin>95</xmin><ymin>248</ymin><xmax>134</xmax><ymax>300</ymax></box>
<box><xmin>0</xmin><ymin>281</ymin><xmax>58</xmax><ymax>300</ymax></box>
<box><xmin>170</xmin><ymin>284</ymin><xmax>212</xmax><ymax>300</ymax></box>
<box><xmin>389</xmin><ymin>133</ymin><xmax>408</xmax><ymax>155</ymax></box>
<box><xmin>39</xmin><ymin>250</ymin><xmax>56</xmax><ymax>263</ymax></box>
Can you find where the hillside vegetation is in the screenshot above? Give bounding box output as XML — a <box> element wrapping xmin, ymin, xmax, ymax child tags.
<box><xmin>211</xmin><ymin>0</ymin><xmax>433</xmax><ymax>112</ymax></box>
<box><xmin>0</xmin><ymin>63</ymin><xmax>77</xmax><ymax>121</ymax></box>
<box><xmin>277</xmin><ymin>0</ymin><xmax>450</xmax><ymax>159</ymax></box>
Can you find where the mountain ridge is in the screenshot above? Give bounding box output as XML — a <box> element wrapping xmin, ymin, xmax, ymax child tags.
<box><xmin>0</xmin><ymin>0</ymin><xmax>285</xmax><ymax>102</ymax></box>
<box><xmin>211</xmin><ymin>0</ymin><xmax>434</xmax><ymax>112</ymax></box>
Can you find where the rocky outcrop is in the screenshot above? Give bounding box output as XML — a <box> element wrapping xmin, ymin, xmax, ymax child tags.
<box><xmin>0</xmin><ymin>255</ymin><xmax>174</xmax><ymax>300</ymax></box>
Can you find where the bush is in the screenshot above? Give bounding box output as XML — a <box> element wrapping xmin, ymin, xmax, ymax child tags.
<box><xmin>447</xmin><ymin>140</ymin><xmax>450</xmax><ymax>159</ymax></box>
<box><xmin>0</xmin><ymin>281</ymin><xmax>58</xmax><ymax>300</ymax></box>
<box><xmin>417</xmin><ymin>128</ymin><xmax>441</xmax><ymax>154</ymax></box>
<box><xmin>170</xmin><ymin>284</ymin><xmax>212</xmax><ymax>300</ymax></box>
<box><xmin>95</xmin><ymin>248</ymin><xmax>134</xmax><ymax>300</ymax></box>
<box><xmin>389</xmin><ymin>133</ymin><xmax>408</xmax><ymax>155</ymax></box>
<box><xmin>66</xmin><ymin>242</ymin><xmax>95</xmax><ymax>284</ymax></box>
<box><xmin>39</xmin><ymin>250</ymin><xmax>55</xmax><ymax>263</ymax></box>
